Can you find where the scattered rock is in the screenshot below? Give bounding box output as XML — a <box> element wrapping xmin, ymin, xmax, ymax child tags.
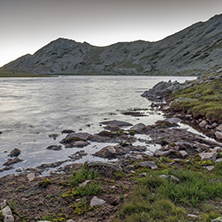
<box><xmin>61</xmin><ymin>129</ymin><xmax>75</xmax><ymax>134</ymax></box>
<box><xmin>199</xmin><ymin>152</ymin><xmax>218</xmax><ymax>161</ymax></box>
<box><xmin>100</xmin><ymin>120</ymin><xmax>132</xmax><ymax>127</ymax></box>
<box><xmin>154</xmin><ymin>150</ymin><xmax>171</xmax><ymax>157</ymax></box>
<box><xmin>27</xmin><ymin>173</ymin><xmax>35</xmax><ymax>182</ymax></box>
<box><xmin>216</xmin><ymin>158</ymin><xmax>222</xmax><ymax>163</ymax></box>
<box><xmin>3</xmin><ymin>158</ymin><xmax>23</xmax><ymax>166</ymax></box>
<box><xmin>138</xmin><ymin>161</ymin><xmax>158</xmax><ymax>169</ymax></box>
<box><xmin>90</xmin><ymin>196</ymin><xmax>106</xmax><ymax>207</ymax></box>
<box><xmin>215</xmin><ymin>131</ymin><xmax>222</xmax><ymax>140</ymax></box>
<box><xmin>205</xmin><ymin>166</ymin><xmax>214</xmax><ymax>171</ymax></box>
<box><xmin>79</xmin><ymin>180</ymin><xmax>91</xmax><ymax>187</ymax></box>
<box><xmin>199</xmin><ymin>120</ymin><xmax>207</xmax><ymax>128</ymax></box>
<box><xmin>94</xmin><ymin>146</ymin><xmax>126</xmax><ymax>159</ymax></box>
<box><xmin>212</xmin><ymin>217</ymin><xmax>222</xmax><ymax>222</ymax></box>
<box><xmin>159</xmin><ymin>175</ymin><xmax>180</xmax><ymax>183</ymax></box>
<box><xmin>216</xmin><ymin>124</ymin><xmax>222</xmax><ymax>132</ymax></box>
<box><xmin>71</xmin><ymin>141</ymin><xmax>89</xmax><ymax>148</ymax></box>
<box><xmin>60</xmin><ymin>132</ymin><xmax>92</xmax><ymax>144</ymax></box>
<box><xmin>179</xmin><ymin>150</ymin><xmax>188</xmax><ymax>158</ymax></box>
<box><xmin>46</xmin><ymin>145</ymin><xmax>62</xmax><ymax>151</ymax></box>
<box><xmin>187</xmin><ymin>214</ymin><xmax>198</xmax><ymax>219</ymax></box>
<box><xmin>8</xmin><ymin>148</ymin><xmax>21</xmax><ymax>157</ymax></box>
<box><xmin>4</xmin><ymin>215</ymin><xmax>14</xmax><ymax>222</ymax></box>
<box><xmin>129</xmin><ymin>123</ymin><xmax>146</xmax><ymax>133</ymax></box>
<box><xmin>68</xmin><ymin>150</ymin><xmax>87</xmax><ymax>161</ymax></box>
<box><xmin>2</xmin><ymin>206</ymin><xmax>12</xmax><ymax>216</ymax></box>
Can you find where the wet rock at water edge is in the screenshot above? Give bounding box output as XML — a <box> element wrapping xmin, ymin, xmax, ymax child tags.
<box><xmin>60</xmin><ymin>132</ymin><xmax>92</xmax><ymax>144</ymax></box>
<box><xmin>94</xmin><ymin>146</ymin><xmax>127</xmax><ymax>159</ymax></box>
<box><xmin>100</xmin><ymin>120</ymin><xmax>133</xmax><ymax>127</ymax></box>
<box><xmin>61</xmin><ymin>129</ymin><xmax>75</xmax><ymax>134</ymax></box>
<box><xmin>3</xmin><ymin>158</ymin><xmax>23</xmax><ymax>166</ymax></box>
<box><xmin>46</xmin><ymin>145</ymin><xmax>62</xmax><ymax>151</ymax></box>
<box><xmin>8</xmin><ymin>148</ymin><xmax>21</xmax><ymax>157</ymax></box>
<box><xmin>129</xmin><ymin>123</ymin><xmax>147</xmax><ymax>134</ymax></box>
<box><xmin>65</xmin><ymin>140</ymin><xmax>90</xmax><ymax>148</ymax></box>
<box><xmin>68</xmin><ymin>150</ymin><xmax>87</xmax><ymax>161</ymax></box>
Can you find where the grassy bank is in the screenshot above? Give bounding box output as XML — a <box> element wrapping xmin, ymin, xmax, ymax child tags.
<box><xmin>170</xmin><ymin>77</ymin><xmax>222</xmax><ymax>122</ymax></box>
<box><xmin>116</xmin><ymin>160</ymin><xmax>222</xmax><ymax>222</ymax></box>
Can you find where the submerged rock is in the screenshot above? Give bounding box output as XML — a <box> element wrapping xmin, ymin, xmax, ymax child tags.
<box><xmin>46</xmin><ymin>145</ymin><xmax>62</xmax><ymax>151</ymax></box>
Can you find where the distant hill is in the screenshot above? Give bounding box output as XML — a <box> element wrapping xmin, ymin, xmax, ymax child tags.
<box><xmin>1</xmin><ymin>14</ymin><xmax>222</xmax><ymax>75</ymax></box>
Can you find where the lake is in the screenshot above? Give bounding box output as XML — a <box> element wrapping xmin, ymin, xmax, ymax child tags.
<box><xmin>0</xmin><ymin>75</ymin><xmax>195</xmax><ymax>176</ymax></box>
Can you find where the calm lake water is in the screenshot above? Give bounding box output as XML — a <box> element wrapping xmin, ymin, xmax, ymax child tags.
<box><xmin>0</xmin><ymin>75</ymin><xmax>195</xmax><ymax>176</ymax></box>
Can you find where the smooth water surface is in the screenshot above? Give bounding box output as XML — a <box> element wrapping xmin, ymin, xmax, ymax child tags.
<box><xmin>0</xmin><ymin>76</ymin><xmax>195</xmax><ymax>176</ymax></box>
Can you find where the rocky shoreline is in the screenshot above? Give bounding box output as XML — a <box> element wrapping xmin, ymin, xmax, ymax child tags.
<box><xmin>1</xmin><ymin>75</ymin><xmax>222</xmax><ymax>221</ymax></box>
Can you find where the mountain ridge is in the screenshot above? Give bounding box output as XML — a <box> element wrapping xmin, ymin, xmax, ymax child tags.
<box><xmin>1</xmin><ymin>13</ymin><xmax>222</xmax><ymax>75</ymax></box>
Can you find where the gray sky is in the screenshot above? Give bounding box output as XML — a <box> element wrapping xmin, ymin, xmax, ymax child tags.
<box><xmin>0</xmin><ymin>0</ymin><xmax>222</xmax><ymax>67</ymax></box>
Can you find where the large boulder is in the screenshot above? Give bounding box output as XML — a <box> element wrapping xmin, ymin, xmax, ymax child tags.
<box><xmin>129</xmin><ymin>123</ymin><xmax>146</xmax><ymax>133</ymax></box>
<box><xmin>60</xmin><ymin>132</ymin><xmax>92</xmax><ymax>144</ymax></box>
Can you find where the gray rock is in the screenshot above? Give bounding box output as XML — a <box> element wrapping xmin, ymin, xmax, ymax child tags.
<box><xmin>0</xmin><ymin>200</ymin><xmax>7</xmax><ymax>210</ymax></box>
<box><xmin>8</xmin><ymin>148</ymin><xmax>21</xmax><ymax>157</ymax></box>
<box><xmin>216</xmin><ymin>124</ymin><xmax>222</xmax><ymax>132</ymax></box>
<box><xmin>4</xmin><ymin>215</ymin><xmax>14</xmax><ymax>222</ymax></box>
<box><xmin>72</xmin><ymin>141</ymin><xmax>89</xmax><ymax>148</ymax></box>
<box><xmin>179</xmin><ymin>150</ymin><xmax>188</xmax><ymax>157</ymax></box>
<box><xmin>199</xmin><ymin>152</ymin><xmax>218</xmax><ymax>161</ymax></box>
<box><xmin>205</xmin><ymin>166</ymin><xmax>214</xmax><ymax>171</ymax></box>
<box><xmin>27</xmin><ymin>173</ymin><xmax>35</xmax><ymax>182</ymax></box>
<box><xmin>94</xmin><ymin>146</ymin><xmax>126</xmax><ymax>159</ymax></box>
<box><xmin>215</xmin><ymin>131</ymin><xmax>222</xmax><ymax>140</ymax></box>
<box><xmin>79</xmin><ymin>180</ymin><xmax>91</xmax><ymax>187</ymax></box>
<box><xmin>2</xmin><ymin>206</ymin><xmax>12</xmax><ymax>216</ymax></box>
<box><xmin>61</xmin><ymin>132</ymin><xmax>91</xmax><ymax>143</ymax></box>
<box><xmin>216</xmin><ymin>158</ymin><xmax>222</xmax><ymax>163</ymax></box>
<box><xmin>138</xmin><ymin>161</ymin><xmax>158</xmax><ymax>169</ymax></box>
<box><xmin>46</xmin><ymin>145</ymin><xmax>62</xmax><ymax>151</ymax></box>
<box><xmin>129</xmin><ymin>123</ymin><xmax>146</xmax><ymax>133</ymax></box>
<box><xmin>199</xmin><ymin>120</ymin><xmax>208</xmax><ymax>128</ymax></box>
<box><xmin>212</xmin><ymin>217</ymin><xmax>222</xmax><ymax>222</ymax></box>
<box><xmin>3</xmin><ymin>158</ymin><xmax>23</xmax><ymax>166</ymax></box>
<box><xmin>154</xmin><ymin>150</ymin><xmax>171</xmax><ymax>157</ymax></box>
<box><xmin>159</xmin><ymin>175</ymin><xmax>180</xmax><ymax>183</ymax></box>
<box><xmin>90</xmin><ymin>196</ymin><xmax>106</xmax><ymax>207</ymax></box>
<box><xmin>187</xmin><ymin>214</ymin><xmax>198</xmax><ymax>219</ymax></box>
<box><xmin>100</xmin><ymin>120</ymin><xmax>132</xmax><ymax>127</ymax></box>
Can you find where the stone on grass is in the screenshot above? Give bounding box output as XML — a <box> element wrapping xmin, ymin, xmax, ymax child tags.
<box><xmin>154</xmin><ymin>150</ymin><xmax>171</xmax><ymax>157</ymax></box>
<box><xmin>159</xmin><ymin>175</ymin><xmax>180</xmax><ymax>183</ymax></box>
<box><xmin>90</xmin><ymin>196</ymin><xmax>106</xmax><ymax>207</ymax></box>
<box><xmin>138</xmin><ymin>161</ymin><xmax>158</xmax><ymax>170</ymax></box>
<box><xmin>79</xmin><ymin>180</ymin><xmax>91</xmax><ymax>187</ymax></box>
<box><xmin>216</xmin><ymin>158</ymin><xmax>222</xmax><ymax>163</ymax></box>
<box><xmin>212</xmin><ymin>217</ymin><xmax>222</xmax><ymax>222</ymax></box>
<box><xmin>2</xmin><ymin>206</ymin><xmax>12</xmax><ymax>216</ymax></box>
<box><xmin>187</xmin><ymin>214</ymin><xmax>198</xmax><ymax>219</ymax></box>
<box><xmin>205</xmin><ymin>166</ymin><xmax>214</xmax><ymax>171</ymax></box>
<box><xmin>199</xmin><ymin>152</ymin><xmax>217</xmax><ymax>161</ymax></box>
<box><xmin>179</xmin><ymin>150</ymin><xmax>188</xmax><ymax>157</ymax></box>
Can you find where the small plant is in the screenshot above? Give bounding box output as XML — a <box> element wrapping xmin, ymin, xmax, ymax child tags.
<box><xmin>39</xmin><ymin>178</ymin><xmax>52</xmax><ymax>188</ymax></box>
<box><xmin>70</xmin><ymin>165</ymin><xmax>99</xmax><ymax>187</ymax></box>
<box><xmin>42</xmin><ymin>212</ymin><xmax>56</xmax><ymax>221</ymax></box>
<box><xmin>129</xmin><ymin>130</ymin><xmax>135</xmax><ymax>136</ymax></box>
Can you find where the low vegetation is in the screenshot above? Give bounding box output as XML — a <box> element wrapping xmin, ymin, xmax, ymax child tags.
<box><xmin>116</xmin><ymin>161</ymin><xmax>222</xmax><ymax>222</ymax></box>
<box><xmin>0</xmin><ymin>70</ymin><xmax>49</xmax><ymax>77</ymax></box>
<box><xmin>170</xmin><ymin>77</ymin><xmax>222</xmax><ymax>122</ymax></box>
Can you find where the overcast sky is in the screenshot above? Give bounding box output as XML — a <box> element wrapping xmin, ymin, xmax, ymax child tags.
<box><xmin>0</xmin><ymin>0</ymin><xmax>222</xmax><ymax>67</ymax></box>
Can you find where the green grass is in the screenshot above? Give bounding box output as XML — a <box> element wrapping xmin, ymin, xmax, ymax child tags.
<box><xmin>116</xmin><ymin>163</ymin><xmax>222</xmax><ymax>222</ymax></box>
<box><xmin>69</xmin><ymin>163</ymin><xmax>99</xmax><ymax>187</ymax></box>
<box><xmin>171</xmin><ymin>78</ymin><xmax>222</xmax><ymax>121</ymax></box>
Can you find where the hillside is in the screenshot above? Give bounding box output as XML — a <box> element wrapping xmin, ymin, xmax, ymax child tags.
<box><xmin>1</xmin><ymin>14</ymin><xmax>222</xmax><ymax>75</ymax></box>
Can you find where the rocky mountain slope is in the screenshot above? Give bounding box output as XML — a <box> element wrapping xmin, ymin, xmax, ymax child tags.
<box><xmin>1</xmin><ymin>14</ymin><xmax>222</xmax><ymax>75</ymax></box>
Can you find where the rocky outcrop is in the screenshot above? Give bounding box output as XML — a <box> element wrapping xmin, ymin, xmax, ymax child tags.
<box><xmin>1</xmin><ymin>14</ymin><xmax>222</xmax><ymax>75</ymax></box>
